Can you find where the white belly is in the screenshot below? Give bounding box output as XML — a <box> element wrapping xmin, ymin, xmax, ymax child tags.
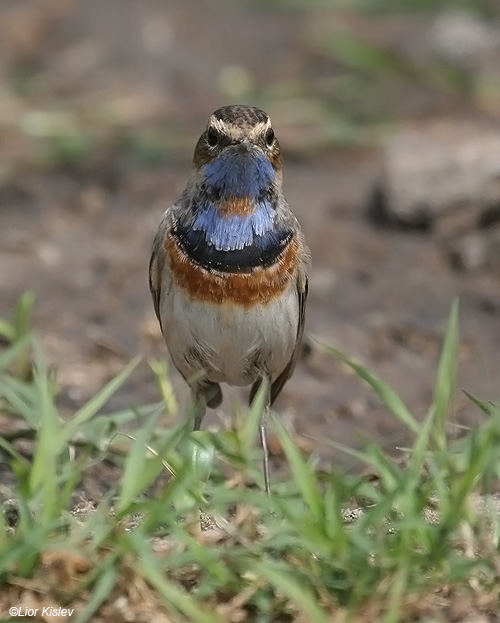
<box><xmin>159</xmin><ymin>280</ymin><xmax>299</xmax><ymax>387</ymax></box>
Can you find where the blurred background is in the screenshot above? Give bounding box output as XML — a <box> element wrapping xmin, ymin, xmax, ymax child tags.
<box><xmin>1</xmin><ymin>0</ymin><xmax>500</xmax><ymax>466</ymax></box>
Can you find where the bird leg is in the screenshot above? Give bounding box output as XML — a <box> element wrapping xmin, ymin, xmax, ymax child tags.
<box><xmin>258</xmin><ymin>376</ymin><xmax>272</xmax><ymax>495</ymax></box>
<box><xmin>191</xmin><ymin>388</ymin><xmax>207</xmax><ymax>432</ymax></box>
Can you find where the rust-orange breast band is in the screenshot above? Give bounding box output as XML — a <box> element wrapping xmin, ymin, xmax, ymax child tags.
<box><xmin>165</xmin><ymin>232</ymin><xmax>301</xmax><ymax>307</ymax></box>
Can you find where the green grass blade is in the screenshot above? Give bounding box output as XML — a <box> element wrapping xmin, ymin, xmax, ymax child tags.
<box><xmin>431</xmin><ymin>299</ymin><xmax>459</xmax><ymax>450</ymax></box>
<box><xmin>315</xmin><ymin>339</ymin><xmax>419</xmax><ymax>433</ymax></box>
<box><xmin>74</xmin><ymin>564</ymin><xmax>117</xmax><ymax>623</ymax></box>
<box><xmin>132</xmin><ymin>540</ymin><xmax>222</xmax><ymax>623</ymax></box>
<box><xmin>0</xmin><ymin>334</ymin><xmax>32</xmax><ymax>371</ymax></box>
<box><xmin>383</xmin><ymin>563</ymin><xmax>409</xmax><ymax>623</ymax></box>
<box><xmin>29</xmin><ymin>352</ymin><xmax>61</xmax><ymax>520</ymax></box>
<box><xmin>149</xmin><ymin>357</ymin><xmax>178</xmax><ymax>415</ymax></box>
<box><xmin>0</xmin><ymin>318</ymin><xmax>15</xmax><ymax>341</ymax></box>
<box><xmin>272</xmin><ymin>415</ymin><xmax>323</xmax><ymax>522</ymax></box>
<box><xmin>253</xmin><ymin>561</ymin><xmax>327</xmax><ymax>623</ymax></box>
<box><xmin>0</xmin><ymin>375</ymin><xmax>39</xmax><ymax>427</ymax></box>
<box><xmin>116</xmin><ymin>411</ymin><xmax>161</xmax><ymax>514</ymax></box>
<box><xmin>243</xmin><ymin>378</ymin><xmax>268</xmax><ymax>455</ymax></box>
<box><xmin>463</xmin><ymin>390</ymin><xmax>499</xmax><ymax>417</ymax></box>
<box><xmin>13</xmin><ymin>291</ymin><xmax>35</xmax><ymax>341</ymax></box>
<box><xmin>183</xmin><ymin>430</ymin><xmax>216</xmax><ymax>483</ymax></box>
<box><xmin>61</xmin><ymin>355</ymin><xmax>142</xmax><ymax>443</ymax></box>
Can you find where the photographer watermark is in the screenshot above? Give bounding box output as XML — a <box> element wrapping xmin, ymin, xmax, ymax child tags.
<box><xmin>9</xmin><ymin>606</ymin><xmax>75</xmax><ymax>617</ymax></box>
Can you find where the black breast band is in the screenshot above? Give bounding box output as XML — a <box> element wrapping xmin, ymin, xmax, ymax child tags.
<box><xmin>172</xmin><ymin>226</ymin><xmax>293</xmax><ymax>273</ymax></box>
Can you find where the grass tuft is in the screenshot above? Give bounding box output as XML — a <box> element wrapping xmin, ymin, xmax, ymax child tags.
<box><xmin>1</xmin><ymin>297</ymin><xmax>500</xmax><ymax>621</ymax></box>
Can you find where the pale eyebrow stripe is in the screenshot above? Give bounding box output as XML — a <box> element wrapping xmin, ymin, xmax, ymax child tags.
<box><xmin>206</xmin><ymin>116</ymin><xmax>273</xmax><ymax>142</ymax></box>
<box><xmin>208</xmin><ymin>117</ymin><xmax>228</xmax><ymax>133</ymax></box>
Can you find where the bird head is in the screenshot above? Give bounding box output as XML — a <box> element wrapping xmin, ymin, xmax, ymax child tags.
<box><xmin>192</xmin><ymin>105</ymin><xmax>283</xmax><ymax>199</ymax></box>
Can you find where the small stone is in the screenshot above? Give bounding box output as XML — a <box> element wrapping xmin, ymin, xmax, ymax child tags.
<box><xmin>372</xmin><ymin>123</ymin><xmax>500</xmax><ymax>230</ymax></box>
<box><xmin>430</xmin><ymin>10</ymin><xmax>500</xmax><ymax>69</ymax></box>
<box><xmin>449</xmin><ymin>233</ymin><xmax>488</xmax><ymax>271</ymax></box>
<box><xmin>2</xmin><ymin>498</ymin><xmax>19</xmax><ymax>528</ymax></box>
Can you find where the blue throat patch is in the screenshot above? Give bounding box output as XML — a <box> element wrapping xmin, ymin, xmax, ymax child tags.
<box><xmin>194</xmin><ymin>148</ymin><xmax>278</xmax><ymax>252</ymax></box>
<box><xmin>193</xmin><ymin>201</ymin><xmax>274</xmax><ymax>251</ymax></box>
<box><xmin>202</xmin><ymin>149</ymin><xmax>275</xmax><ymax>198</ymax></box>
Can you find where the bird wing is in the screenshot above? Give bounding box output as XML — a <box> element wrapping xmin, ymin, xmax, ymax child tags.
<box><xmin>148</xmin><ymin>214</ymin><xmax>170</xmax><ymax>334</ymax></box>
<box><xmin>269</xmin><ymin>271</ymin><xmax>309</xmax><ymax>405</ymax></box>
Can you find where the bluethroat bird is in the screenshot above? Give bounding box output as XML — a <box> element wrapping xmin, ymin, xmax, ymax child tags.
<box><xmin>149</xmin><ymin>105</ymin><xmax>310</xmax><ymax>493</ymax></box>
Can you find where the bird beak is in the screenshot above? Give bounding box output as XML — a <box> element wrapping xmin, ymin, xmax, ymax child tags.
<box><xmin>236</xmin><ymin>138</ymin><xmax>251</xmax><ymax>152</ymax></box>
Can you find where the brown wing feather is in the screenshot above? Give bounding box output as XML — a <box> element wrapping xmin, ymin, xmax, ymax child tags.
<box><xmin>149</xmin><ymin>229</ymin><xmax>166</xmax><ymax>333</ymax></box>
<box><xmin>269</xmin><ymin>276</ymin><xmax>308</xmax><ymax>404</ymax></box>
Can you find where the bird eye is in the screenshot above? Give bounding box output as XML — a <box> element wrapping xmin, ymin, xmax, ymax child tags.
<box><xmin>265</xmin><ymin>128</ymin><xmax>275</xmax><ymax>147</ymax></box>
<box><xmin>206</xmin><ymin>128</ymin><xmax>219</xmax><ymax>147</ymax></box>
